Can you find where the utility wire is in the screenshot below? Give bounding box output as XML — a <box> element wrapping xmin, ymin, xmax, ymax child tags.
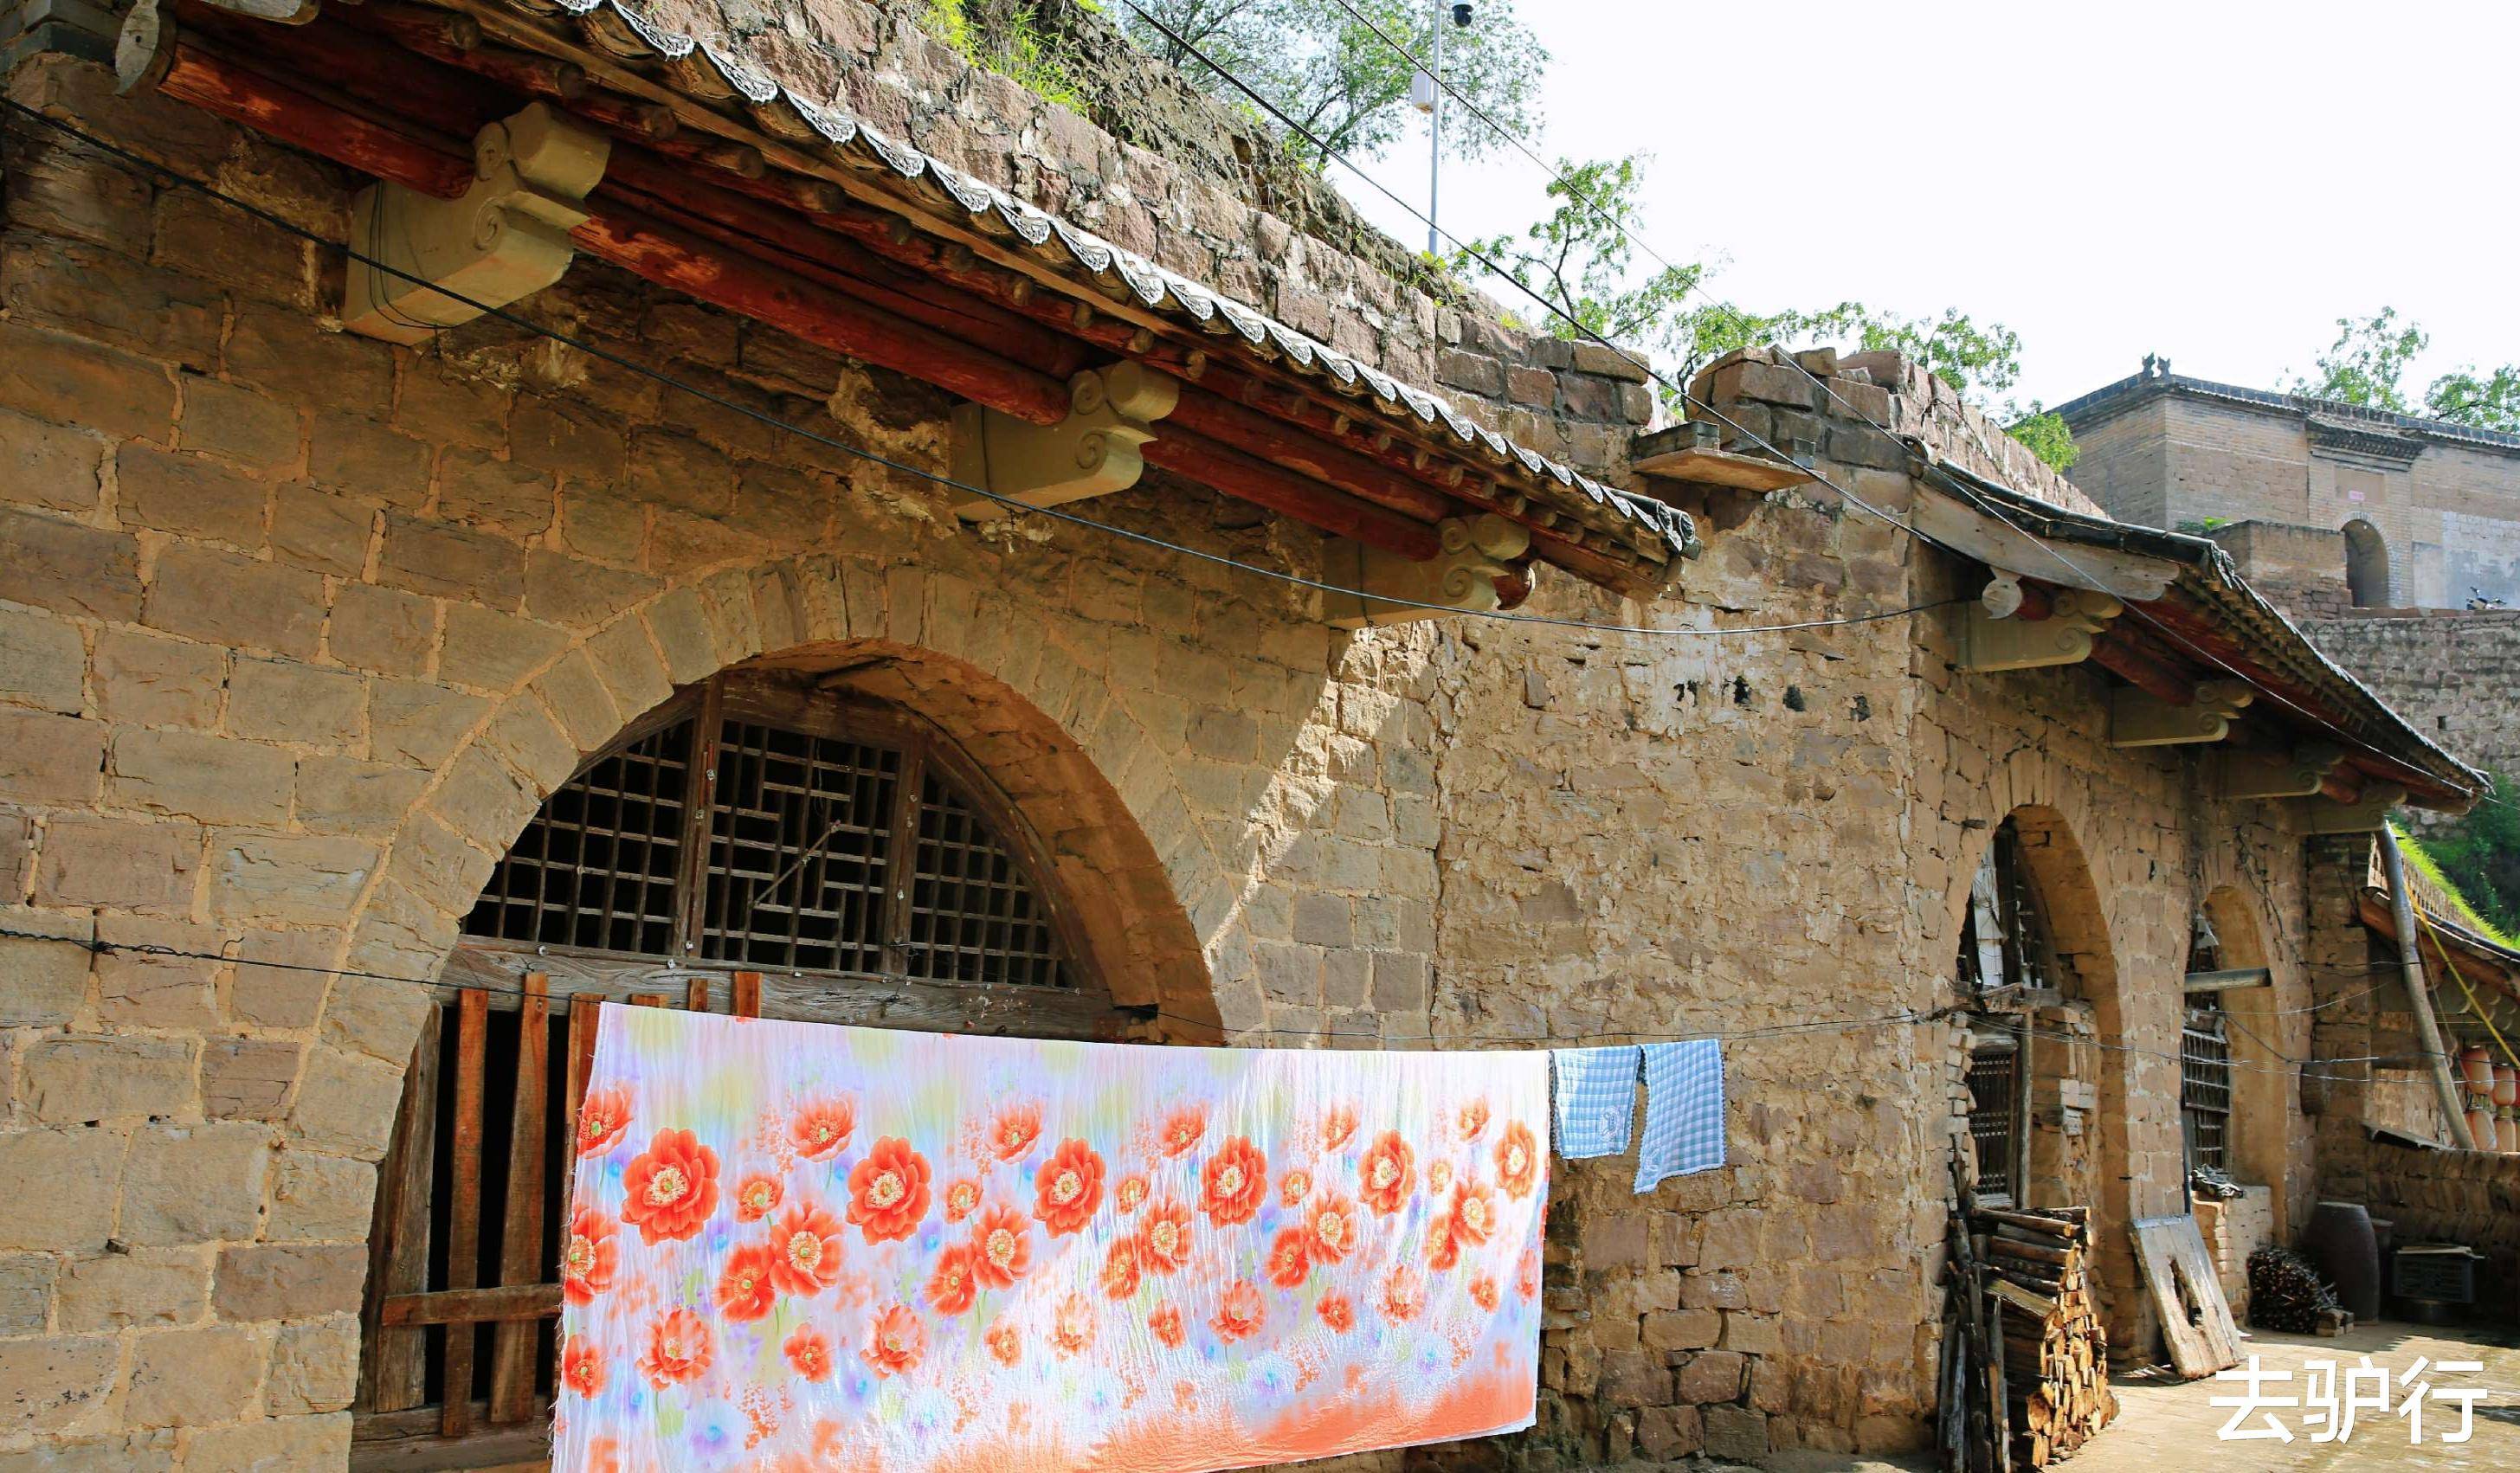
<box><xmin>0</xmin><ymin>102</ymin><xmax>1953</xmax><ymax>645</ymax></box>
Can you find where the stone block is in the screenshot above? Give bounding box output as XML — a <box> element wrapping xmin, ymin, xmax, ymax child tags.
<box><xmin>177</xmin><ymin>376</ymin><xmax>300</xmax><ymax>468</ymax></box>
<box><xmin>0</xmin><ymin>405</ymin><xmax>107</xmax><ymax>515</ymax></box>
<box><xmin>55</xmin><ymin>1251</ymin><xmax>208</xmax><ymax>1332</ymax></box>
<box><xmin>0</xmin><ymin>704</ymin><xmax>106</xmax><ymax>805</ymax></box>
<box><xmin>319</xmin><ymin>975</ymin><xmax>435</xmax><ymax>1066</ymax></box>
<box><xmin>524</xmin><ymin>550</ymin><xmax>661</xmax><ymax>631</ymax></box>
<box><xmin>583</xmin><ymin>618</ymin><xmax>671</xmax><ymax>717</ymax></box>
<box><xmin>480</xmin><ymin>696</ymin><xmax>580</xmax><ymax>796</ymax></box>
<box><xmin>1679</xmin><ymin>1348</ymin><xmax>1748</xmax><ymax>1404</ymax></box>
<box><xmin>1718</xmin><ymin>1310</ymin><xmax>1783</xmax><ymax>1355</ymax></box>
<box><xmin>1596</xmin><ymin>1348</ymin><xmax>1673</xmax><ymax>1407</ymax></box>
<box><xmin>1636</xmin><ymin>1404</ymin><xmax>1705</xmax><ymax>1459</ymax></box>
<box><xmin>296</xmin><ymin>756</ymin><xmax>428</xmax><ymax>835</ymax></box>
<box><xmin>0</xmin><ymin>321</ymin><xmax>176</xmax><ymax>442</ymax></box>
<box><xmin>1582</xmin><ymin>1212</ymin><xmax>1653</xmax><ymax>1270</ymax></box>
<box><xmin>223</xmin><ymin>302</ymin><xmax>393</xmax><ymax>406</ymax></box>
<box><xmin>438</xmin><ymin>604</ymin><xmax>569</xmax><ymax>691</ymax></box>
<box><xmin>377</xmin><ymin>513</ymin><xmax>525</xmax><ymax>607</ymax></box>
<box><xmin>24</xmin><ymin>1035</ymin><xmax>195</xmax><ymax>1123</ymax></box>
<box><xmin>267</xmin><ymin>1152</ymin><xmax>372</xmax><ymax>1243</ymax></box>
<box><xmin>226</xmin><ymin>659</ymin><xmax>368</xmax><ymax>749</ymax></box>
<box><xmin>0</xmin><ymin>1252</ymin><xmax>51</xmax><ymax>1335</ymax></box>
<box><xmin>179</xmin><ymin>1412</ymin><xmax>351</xmax><ymax>1471</ymax></box>
<box><xmin>122</xmin><ymin>1323</ymin><xmax>262</xmax><ymax>1427</ymax></box>
<box><xmin>209</xmin><ymin>832</ymin><xmax>381</xmax><ymax>926</ymax></box>
<box><xmin>325</xmin><ymin>583</ymin><xmax>436</xmax><ymax>678</ymax></box>
<box><xmin>115</xmin><ymin>446</ymin><xmax>268</xmax><ymax>546</ymax></box>
<box><xmin>119</xmin><ymin>1122</ymin><xmax>270</xmax><ymax>1247</ymax></box>
<box><xmin>0</xmin><ymin>932</ymin><xmax>91</xmax><ymax>1026</ymax></box>
<box><xmin>435</xmin><ymin>447</ymin><xmax>555</xmax><ymax>536</ymax></box>
<box><xmin>512</xmin><ymin>395</ymin><xmax>626</xmax><ymax>481</ymax></box>
<box><xmin>371</xmin><ymin>680</ymin><xmax>487</xmax><ymax>768</ymax></box>
<box><xmin>265</xmin><ymin>1314</ymin><xmax>360</xmax><ymax>1414</ymax></box>
<box><xmin>0</xmin><ymin>1335</ymin><xmax>119</xmax><ymax>1437</ymax></box>
<box><xmin>0</xmin><ymin>505</ymin><xmax>140</xmax><ymax>621</ymax></box>
<box><xmin>91</xmin><ymin>628</ymin><xmax>224</xmax><ymax>729</ymax></box>
<box><xmin>285</xmin><ymin>1046</ymin><xmax>403</xmax><ymax>1157</ymax></box>
<box><xmin>0</xmin><ymin>1128</ymin><xmax>123</xmax><ymax>1251</ymax></box>
<box><xmin>109</xmin><ymin>729</ymin><xmax>294</xmax><ymax>826</ymax></box>
<box><xmin>0</xmin><ymin>606</ymin><xmax>83</xmax><ymax>714</ymax></box>
<box><xmin>1642</xmin><ymin>1307</ymin><xmax>1722</xmax><ymax>1351</ymax></box>
<box><xmin>143</xmin><ymin>544</ymin><xmax>326</xmax><ymax>659</ymax></box>
<box><xmin>93</xmin><ymin>936</ymin><xmax>218</xmax><ymax>1030</ymax></box>
<box><xmin>269</xmin><ymin>484</ymin><xmax>377</xmax><ymax>578</ymax></box>
<box><xmin>306</xmin><ymin>412</ymin><xmax>430</xmax><ymax>508</ymax></box>
<box><xmin>1702</xmin><ymin>1404</ymin><xmax>1771</xmax><ymax>1462</ymax></box>
<box><xmin>213</xmin><ymin>1242</ymin><xmax>367</xmax><ymax>1322</ymax></box>
<box><xmin>229</xmin><ymin>931</ymin><xmax>336</xmax><ymax>1031</ymax></box>
<box><xmin>203</xmin><ymin>1040</ymin><xmax>301</xmax><ymax>1122</ymax></box>
<box><xmin>429</xmin><ymin>749</ymin><xmax>528</xmax><ymax>852</ymax></box>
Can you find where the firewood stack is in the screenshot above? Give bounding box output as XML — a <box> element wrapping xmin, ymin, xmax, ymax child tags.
<box><xmin>1975</xmin><ymin>1206</ymin><xmax>2120</xmax><ymax>1468</ymax></box>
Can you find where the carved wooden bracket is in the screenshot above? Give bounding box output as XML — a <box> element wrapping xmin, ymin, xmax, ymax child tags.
<box><xmin>951</xmin><ymin>363</ymin><xmax>1179</xmax><ymax>518</ymax></box>
<box><xmin>1325</xmin><ymin>514</ymin><xmax>1532</xmax><ymax>628</ymax></box>
<box><xmin>2109</xmin><ymin>679</ymin><xmax>2254</xmax><ymax>748</ymax></box>
<box><xmin>2301</xmin><ymin>782</ymin><xmax>2409</xmax><ymax>834</ymax></box>
<box><xmin>2215</xmin><ymin>743</ymin><xmax>2347</xmax><ymax>800</ymax></box>
<box><xmin>1956</xmin><ymin>589</ymin><xmax>2123</xmax><ymax>672</ymax></box>
<box><xmin>344</xmin><ymin>103</ymin><xmax>609</xmax><ymax>345</ymax></box>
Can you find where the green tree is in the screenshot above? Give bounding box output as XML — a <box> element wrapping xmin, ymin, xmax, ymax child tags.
<box><xmin>2287</xmin><ymin>308</ymin><xmax>2520</xmax><ymax>432</ymax></box>
<box><xmin>2287</xmin><ymin>307</ymin><xmax>2428</xmax><ymax>412</ymax></box>
<box><xmin>1461</xmin><ymin>153</ymin><xmax>2078</xmax><ymax>469</ymax></box>
<box><xmin>1119</xmin><ymin>0</ymin><xmax>1547</xmax><ymax>164</ymax></box>
<box><xmin>2412</xmin><ymin>774</ymin><xmax>2520</xmax><ymax>940</ymax></box>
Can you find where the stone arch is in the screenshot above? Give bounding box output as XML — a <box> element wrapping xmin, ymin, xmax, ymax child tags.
<box><xmin>2201</xmin><ymin>884</ymin><xmax>2291</xmax><ymax>1227</ymax></box>
<box><xmin>321</xmin><ymin>553</ymin><xmax>1235</xmax><ymax>1132</ymax></box>
<box><xmin>2344</xmin><ymin>518</ymin><xmax>2389</xmax><ymax>608</ymax></box>
<box><xmin>1942</xmin><ymin>765</ymin><xmax>2160</xmax><ymax>1354</ymax></box>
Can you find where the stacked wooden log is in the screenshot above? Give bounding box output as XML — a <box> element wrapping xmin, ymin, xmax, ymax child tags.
<box><xmin>1977</xmin><ymin>1206</ymin><xmax>2119</xmax><ymax>1469</ymax></box>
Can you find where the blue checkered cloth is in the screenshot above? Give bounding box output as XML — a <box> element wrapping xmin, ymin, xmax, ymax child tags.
<box><xmin>1550</xmin><ymin>1045</ymin><xmax>1640</xmax><ymax>1159</ymax></box>
<box><xmin>1634</xmin><ymin>1039</ymin><xmax>1725</xmax><ymax>1191</ymax></box>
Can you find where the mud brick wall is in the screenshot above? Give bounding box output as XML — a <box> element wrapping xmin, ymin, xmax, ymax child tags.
<box><xmin>2360</xmin><ymin>1142</ymin><xmax>2520</xmax><ymax>1323</ymax></box>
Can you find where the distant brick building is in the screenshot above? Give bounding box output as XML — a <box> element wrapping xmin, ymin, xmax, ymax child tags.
<box><xmin>2058</xmin><ymin>359</ymin><xmax>2520</xmax><ymax>615</ymax></box>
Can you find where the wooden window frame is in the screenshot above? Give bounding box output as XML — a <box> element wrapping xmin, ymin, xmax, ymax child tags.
<box><xmin>1957</xmin><ymin>820</ymin><xmax>2059</xmax><ymax>1206</ymax></box>
<box><xmin>462</xmin><ymin>669</ymin><xmax>1103</xmax><ymax>998</ymax></box>
<box><xmin>2181</xmin><ymin>1001</ymin><xmax>2233</xmax><ymax>1174</ymax></box>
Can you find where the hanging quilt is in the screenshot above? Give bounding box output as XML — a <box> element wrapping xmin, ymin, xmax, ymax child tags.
<box><xmin>554</xmin><ymin>1006</ymin><xmax>1550</xmax><ymax>1473</ymax></box>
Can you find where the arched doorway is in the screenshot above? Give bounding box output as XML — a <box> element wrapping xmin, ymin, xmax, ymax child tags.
<box><xmin>1950</xmin><ymin>807</ymin><xmax>2141</xmax><ymax>1347</ymax></box>
<box><xmin>2344</xmin><ymin>519</ymin><xmax>2390</xmax><ymax>608</ymax></box>
<box><xmin>348</xmin><ymin>651</ymin><xmax>1202</xmax><ymax>1463</ymax></box>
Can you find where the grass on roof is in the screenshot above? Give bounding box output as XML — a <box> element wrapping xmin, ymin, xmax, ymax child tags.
<box><xmin>2394</xmin><ymin>822</ymin><xmax>2520</xmax><ymax>950</ymax></box>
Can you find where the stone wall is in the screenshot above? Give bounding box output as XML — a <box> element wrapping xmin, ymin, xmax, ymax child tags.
<box><xmin>2205</xmin><ymin>520</ymin><xmax>2354</xmax><ymax>621</ymax></box>
<box><xmin>0</xmin><ymin>13</ymin><xmax>2379</xmax><ymax>1472</ymax></box>
<box><xmin>2194</xmin><ymin>1185</ymin><xmax>2275</xmax><ymax>1317</ymax></box>
<box><xmin>2359</xmin><ymin>1142</ymin><xmax>2520</xmax><ymax>1322</ymax></box>
<box><xmin>2298</xmin><ymin>608</ymin><xmax>2520</xmax><ymax>788</ymax></box>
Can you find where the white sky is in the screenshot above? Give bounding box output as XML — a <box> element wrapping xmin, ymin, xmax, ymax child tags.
<box><xmin>1337</xmin><ymin>1</ymin><xmax>2520</xmax><ymax>411</ymax></box>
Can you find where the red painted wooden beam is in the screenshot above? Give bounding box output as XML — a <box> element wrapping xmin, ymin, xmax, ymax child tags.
<box><xmin>149</xmin><ymin>37</ymin><xmax>476</xmax><ymax>199</ymax></box>
<box><xmin>1144</xmin><ymin>428</ymin><xmax>1440</xmax><ymax>561</ymax></box>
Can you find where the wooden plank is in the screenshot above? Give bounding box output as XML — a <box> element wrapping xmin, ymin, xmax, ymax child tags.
<box><xmin>437</xmin><ymin>940</ymin><xmax>1130</xmax><ymax>1039</ymax></box>
<box><xmin>358</xmin><ymin>1005</ymin><xmax>441</xmax><ymax>1414</ymax></box>
<box><xmin>686</xmin><ymin>974</ymin><xmax>711</xmax><ymax>1012</ymax></box>
<box><xmin>564</xmin><ymin>996</ymin><xmax>603</xmax><ymax>1148</ymax></box>
<box><xmin>382</xmin><ymin>1283</ymin><xmax>564</xmax><ymax>1328</ymax></box>
<box><xmin>2183</xmin><ymin>967</ymin><xmax>2273</xmax><ymax>994</ymax></box>
<box><xmin>351</xmin><ymin>1403</ymin><xmax>551</xmax><ymax>1473</ymax></box>
<box><xmin>440</xmin><ymin>988</ymin><xmax>489</xmax><ymax>1438</ymax></box>
<box><xmin>487</xmin><ymin>974</ymin><xmax>550</xmax><ymax>1425</ymax></box>
<box><xmin>625</xmin><ymin>992</ymin><xmax>669</xmax><ymax>1008</ymax></box>
<box><xmin>2131</xmin><ymin>1214</ymin><xmax>2241</xmax><ymax>1379</ymax></box>
<box><xmin>731</xmin><ymin>969</ymin><xmax>763</xmax><ymax>1018</ymax></box>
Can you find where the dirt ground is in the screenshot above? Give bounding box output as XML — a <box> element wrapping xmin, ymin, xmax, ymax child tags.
<box><xmin>1763</xmin><ymin>1319</ymin><xmax>2520</xmax><ymax>1473</ymax></box>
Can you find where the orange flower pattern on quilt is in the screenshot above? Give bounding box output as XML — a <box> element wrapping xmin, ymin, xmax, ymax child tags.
<box><xmin>553</xmin><ymin>1007</ymin><xmax>1548</xmax><ymax>1472</ymax></box>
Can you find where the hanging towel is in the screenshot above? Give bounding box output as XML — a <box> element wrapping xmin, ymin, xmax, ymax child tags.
<box><xmin>1551</xmin><ymin>1045</ymin><xmax>1640</xmax><ymax>1159</ymax></box>
<box><xmin>556</xmin><ymin>1004</ymin><xmax>1550</xmax><ymax>1473</ymax></box>
<box><xmin>1634</xmin><ymin>1039</ymin><xmax>1726</xmax><ymax>1192</ymax></box>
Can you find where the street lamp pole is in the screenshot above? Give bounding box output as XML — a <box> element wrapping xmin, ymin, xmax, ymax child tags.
<box><xmin>1426</xmin><ymin>0</ymin><xmax>1442</xmax><ymax>255</ymax></box>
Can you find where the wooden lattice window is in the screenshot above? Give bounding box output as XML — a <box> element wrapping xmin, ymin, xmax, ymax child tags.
<box><xmin>1966</xmin><ymin>1028</ymin><xmax>2026</xmax><ymax>1201</ymax></box>
<box><xmin>2182</xmin><ymin>1003</ymin><xmax>2233</xmax><ymax>1172</ymax></box>
<box><xmin>461</xmin><ymin>672</ymin><xmax>1081</xmax><ymax>989</ymax></box>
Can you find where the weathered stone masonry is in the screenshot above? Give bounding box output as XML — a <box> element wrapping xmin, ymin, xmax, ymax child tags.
<box><xmin>0</xmin><ymin>2</ymin><xmax>2465</xmax><ymax>1468</ymax></box>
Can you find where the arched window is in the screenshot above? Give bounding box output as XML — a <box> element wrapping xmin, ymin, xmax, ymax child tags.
<box><xmin>353</xmin><ymin>672</ymin><xmax>1099</xmax><ymax>1462</ymax></box>
<box><xmin>2343</xmin><ymin>519</ymin><xmax>2389</xmax><ymax>608</ymax></box>
<box><xmin>1957</xmin><ymin>818</ymin><xmax>2064</xmax><ymax>1204</ymax></box>
<box><xmin>462</xmin><ymin>672</ymin><xmax>1080</xmax><ymax>988</ymax></box>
